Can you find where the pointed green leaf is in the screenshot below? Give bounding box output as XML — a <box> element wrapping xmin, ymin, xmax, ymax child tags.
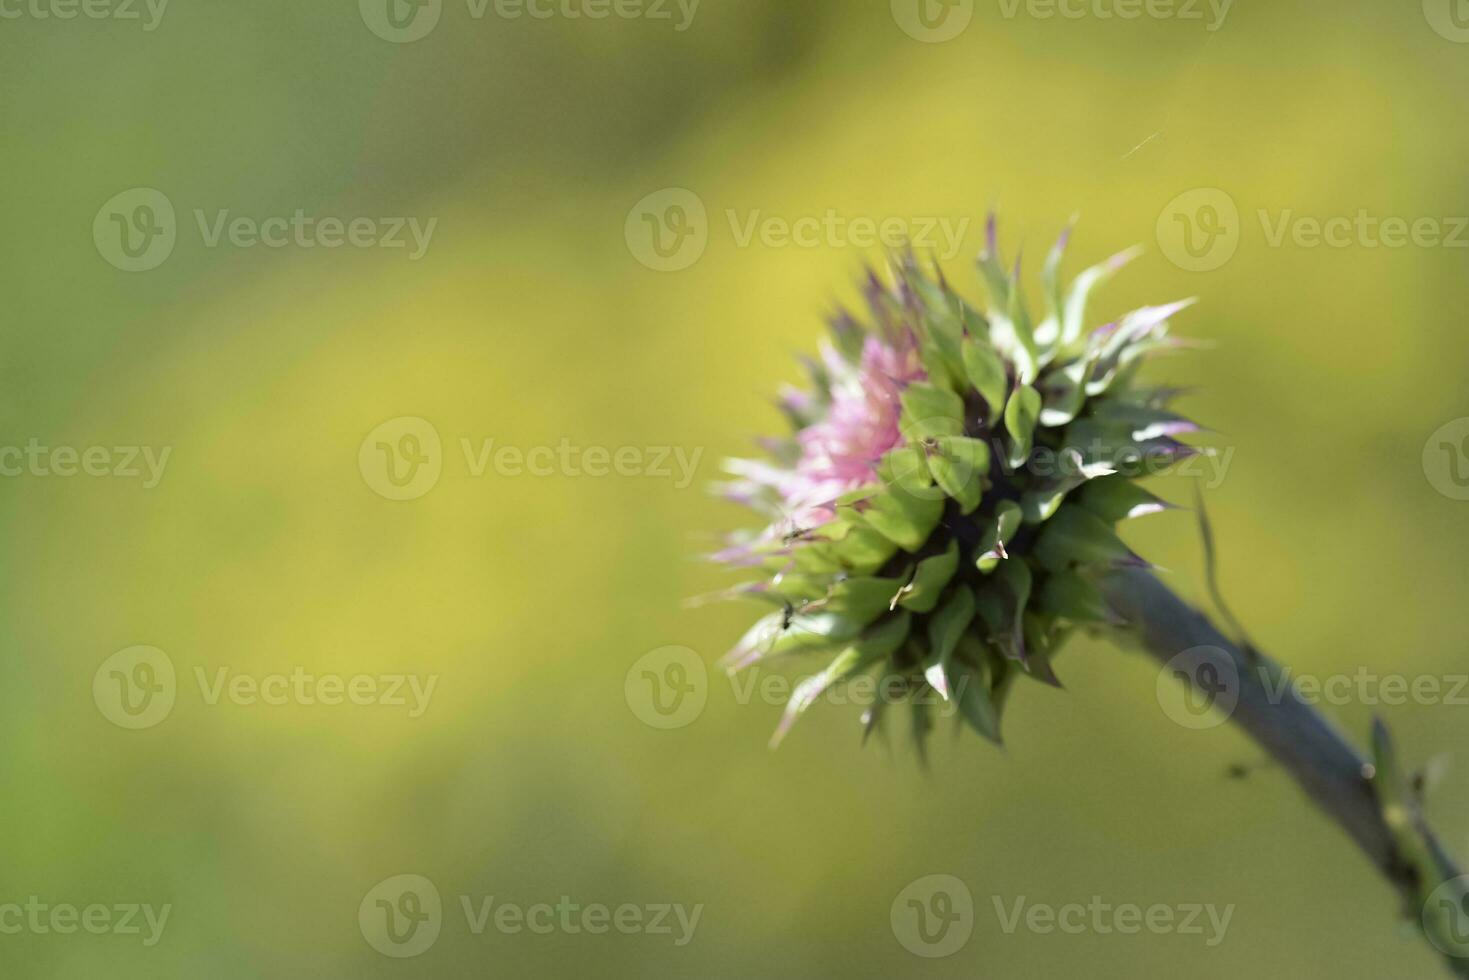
<box><xmin>925</xmin><ymin>436</ymin><xmax>989</xmax><ymax>515</ymax></box>
<box><xmin>1085</xmin><ymin>300</ymin><xmax>1194</xmax><ymax>396</ymax></box>
<box><xmin>1061</xmin><ymin>246</ymin><xmax>1142</xmax><ymax>350</ymax></box>
<box><xmin>861</xmin><ymin>670</ymin><xmax>901</xmax><ymax>746</ymax></box>
<box><xmin>895</xmin><ymin>539</ymin><xmax>961</xmax><ymax>613</ymax></box>
<box><xmin>901</xmin><ymin>265</ymin><xmax>970</xmax><ymax>388</ymax></box>
<box><xmin>1032</xmin><ymin>221</ymin><xmax>1073</xmax><ymax>354</ymax></box>
<box><xmin>989</xmin><ymin>311</ymin><xmax>1038</xmax><ymax>385</ymax></box>
<box><xmin>1059</xmin><ymin>417</ymin><xmax>1199</xmax><ymax>478</ymax></box>
<box><xmin>769</xmin><ymin>612</ymin><xmax>912</xmax><ymax>747</ymax></box>
<box><xmin>1004</xmin><ymin>384</ymin><xmax>1043</xmax><ymax>468</ymax></box>
<box><xmin>878</xmin><ymin>444</ymin><xmax>935</xmax><ymax>496</ymax></box>
<box><xmin>976</xmin><ymin>220</ymin><xmax>1011</xmax><ymax>309</ymax></box>
<box><xmin>819</xmin><ymin>575</ymin><xmax>908</xmax><ymax>625</ymax></box>
<box><xmin>828</xmin><ymin>523</ymin><xmax>901</xmax><ymax>576</ymax></box>
<box><xmin>1020</xmin><ymin>448</ymin><xmax>1116</xmax><ymax>524</ymax></box>
<box><xmin>949</xmin><ymin>653</ymin><xmax>1003</xmax><ymax>743</ymax></box>
<box><xmin>1075</xmin><ymin>475</ymin><xmax>1173</xmax><ymax>524</ymax></box>
<box><xmin>722</xmin><ymin>609</ymin><xmax>861</xmax><ymax>672</ymax></box>
<box><xmin>1088</xmin><ymin>400</ymin><xmax>1200</xmax><ymax>441</ymax></box>
<box><xmin>928</xmin><ymin>588</ymin><xmax>976</xmax><ymax>661</ymax></box>
<box><xmin>974</xmin><ymin>557</ymin><xmax>1032</xmax><ymax>663</ymax></box>
<box><xmin>1036</xmin><ymin>570</ymin><xmax>1122</xmax><ymax>625</ymax></box>
<box><xmin>852</xmin><ymin>482</ymin><xmax>944</xmax><ymax>554</ymax></box>
<box><xmin>787</xmin><ymin>543</ymin><xmax>846</xmax><ymax>576</ymax></box>
<box><xmin>922</xmin><ymin>588</ymin><xmax>977</xmax><ymax>700</ymax></box>
<box><xmin>1038</xmin><ymin>359</ymin><xmax>1088</xmax><ymax>427</ymax></box>
<box><xmin>1033</xmin><ymin>504</ymin><xmax>1144</xmax><ymax>573</ymax></box>
<box><xmin>976</xmin><ymin>500</ymin><xmax>1024</xmax><ymax>573</ymax></box>
<box><xmin>911</xmin><ymin>693</ymin><xmax>935</xmax><ymax>769</ymax></box>
<box><xmin>1017</xmin><ymin>612</ymin><xmax>1064</xmax><ymax>686</ymax></box>
<box><xmin>961</xmin><ymin>336</ymin><xmax>1010</xmax><ymax>419</ymax></box>
<box><xmin>826</xmin><ymin>309</ymin><xmax>865</xmax><ymax>363</ymax></box>
<box><xmin>900</xmin><ymin>383</ymin><xmax>966</xmax><ymax>439</ymax></box>
<box><xmin>739</xmin><ymin>575</ymin><xmax>830</xmax><ymax>606</ymax></box>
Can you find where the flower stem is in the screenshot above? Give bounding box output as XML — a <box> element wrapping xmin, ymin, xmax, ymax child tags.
<box><xmin>1101</xmin><ymin>567</ymin><xmax>1469</xmax><ymax>977</ymax></box>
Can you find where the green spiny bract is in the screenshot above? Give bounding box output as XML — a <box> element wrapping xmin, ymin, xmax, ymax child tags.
<box><xmin>711</xmin><ymin>217</ymin><xmax>1199</xmax><ymax>752</ymax></box>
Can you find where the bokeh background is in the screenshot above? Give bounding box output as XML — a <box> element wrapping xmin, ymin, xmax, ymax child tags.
<box><xmin>4</xmin><ymin>0</ymin><xmax>1469</xmax><ymax>976</ymax></box>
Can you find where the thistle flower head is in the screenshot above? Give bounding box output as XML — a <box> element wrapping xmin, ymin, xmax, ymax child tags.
<box><xmin>711</xmin><ymin>217</ymin><xmax>1200</xmax><ymax>751</ymax></box>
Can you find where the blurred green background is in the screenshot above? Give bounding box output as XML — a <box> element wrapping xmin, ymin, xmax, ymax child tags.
<box><xmin>4</xmin><ymin>0</ymin><xmax>1469</xmax><ymax>976</ymax></box>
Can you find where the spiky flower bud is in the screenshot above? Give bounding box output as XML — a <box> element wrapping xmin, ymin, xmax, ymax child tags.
<box><xmin>711</xmin><ymin>217</ymin><xmax>1200</xmax><ymax>750</ymax></box>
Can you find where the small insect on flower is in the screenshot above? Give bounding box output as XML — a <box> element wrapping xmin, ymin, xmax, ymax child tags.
<box><xmin>706</xmin><ymin>216</ymin><xmax>1201</xmax><ymax>752</ymax></box>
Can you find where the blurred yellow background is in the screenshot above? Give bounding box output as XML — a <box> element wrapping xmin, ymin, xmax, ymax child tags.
<box><xmin>4</xmin><ymin>1</ymin><xmax>1469</xmax><ymax>976</ymax></box>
